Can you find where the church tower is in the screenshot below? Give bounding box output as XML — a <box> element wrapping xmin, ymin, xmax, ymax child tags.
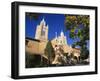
<box><xmin>35</xmin><ymin>18</ymin><xmax>48</xmax><ymax>41</ymax></box>
<box><xmin>56</xmin><ymin>30</ymin><xmax>67</xmax><ymax>45</ymax></box>
<box><xmin>60</xmin><ymin>30</ymin><xmax>67</xmax><ymax>45</ymax></box>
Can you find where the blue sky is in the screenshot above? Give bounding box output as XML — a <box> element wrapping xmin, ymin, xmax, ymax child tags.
<box><xmin>25</xmin><ymin>13</ymin><xmax>82</xmax><ymax>46</ymax></box>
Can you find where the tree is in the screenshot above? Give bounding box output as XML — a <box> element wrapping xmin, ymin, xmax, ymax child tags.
<box><xmin>25</xmin><ymin>53</ymin><xmax>41</xmax><ymax>68</ymax></box>
<box><xmin>65</xmin><ymin>15</ymin><xmax>89</xmax><ymax>59</ymax></box>
<box><xmin>45</xmin><ymin>41</ymin><xmax>55</xmax><ymax>65</ymax></box>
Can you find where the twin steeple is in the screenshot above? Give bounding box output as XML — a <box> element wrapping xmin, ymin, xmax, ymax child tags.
<box><xmin>55</xmin><ymin>30</ymin><xmax>65</xmax><ymax>38</ymax></box>
<box><xmin>55</xmin><ymin>30</ymin><xmax>67</xmax><ymax>45</ymax></box>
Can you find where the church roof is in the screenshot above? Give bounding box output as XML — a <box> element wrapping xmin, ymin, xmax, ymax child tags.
<box><xmin>26</xmin><ymin>37</ymin><xmax>40</xmax><ymax>42</ymax></box>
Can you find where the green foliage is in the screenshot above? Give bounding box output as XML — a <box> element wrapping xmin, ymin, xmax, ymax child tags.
<box><xmin>25</xmin><ymin>53</ymin><xmax>41</xmax><ymax>68</ymax></box>
<box><xmin>80</xmin><ymin>48</ymin><xmax>89</xmax><ymax>60</ymax></box>
<box><xmin>65</xmin><ymin>15</ymin><xmax>90</xmax><ymax>59</ymax></box>
<box><xmin>45</xmin><ymin>41</ymin><xmax>55</xmax><ymax>64</ymax></box>
<box><xmin>65</xmin><ymin>15</ymin><xmax>89</xmax><ymax>40</ymax></box>
<box><xmin>25</xmin><ymin>53</ymin><xmax>49</xmax><ymax>68</ymax></box>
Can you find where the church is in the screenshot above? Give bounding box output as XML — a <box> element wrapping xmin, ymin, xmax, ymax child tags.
<box><xmin>25</xmin><ymin>18</ymin><xmax>80</xmax><ymax>65</ymax></box>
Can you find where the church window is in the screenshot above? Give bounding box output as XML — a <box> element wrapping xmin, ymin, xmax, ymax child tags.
<box><xmin>41</xmin><ymin>27</ymin><xmax>45</xmax><ymax>36</ymax></box>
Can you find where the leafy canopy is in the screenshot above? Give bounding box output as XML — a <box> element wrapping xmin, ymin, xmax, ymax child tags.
<box><xmin>65</xmin><ymin>15</ymin><xmax>90</xmax><ymax>59</ymax></box>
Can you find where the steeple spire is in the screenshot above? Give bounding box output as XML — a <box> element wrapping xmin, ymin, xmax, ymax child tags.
<box><xmin>60</xmin><ymin>30</ymin><xmax>64</xmax><ymax>37</ymax></box>
<box><xmin>40</xmin><ymin>18</ymin><xmax>46</xmax><ymax>26</ymax></box>
<box><xmin>55</xmin><ymin>32</ymin><xmax>57</xmax><ymax>39</ymax></box>
<box><xmin>42</xmin><ymin>18</ymin><xmax>45</xmax><ymax>22</ymax></box>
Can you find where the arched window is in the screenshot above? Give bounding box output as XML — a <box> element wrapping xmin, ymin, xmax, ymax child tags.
<box><xmin>41</xmin><ymin>26</ymin><xmax>45</xmax><ymax>36</ymax></box>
